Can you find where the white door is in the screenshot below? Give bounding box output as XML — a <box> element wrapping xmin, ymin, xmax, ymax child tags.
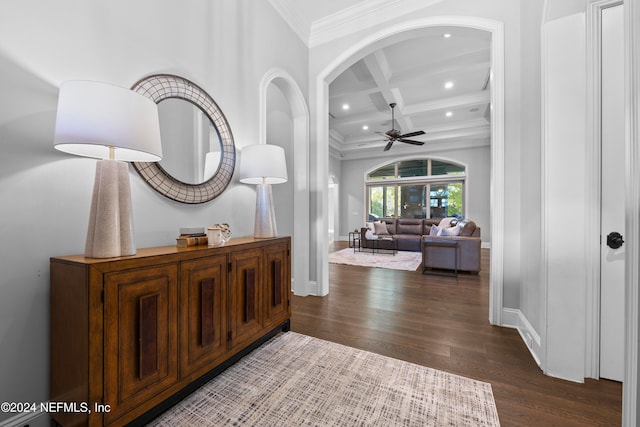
<box><xmin>599</xmin><ymin>3</ymin><xmax>625</xmax><ymax>382</ymax></box>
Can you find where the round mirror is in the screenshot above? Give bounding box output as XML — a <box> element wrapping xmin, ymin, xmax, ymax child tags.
<box><xmin>157</xmin><ymin>99</ymin><xmax>222</xmax><ymax>185</ymax></box>
<box><xmin>131</xmin><ymin>74</ymin><xmax>235</xmax><ymax>204</ymax></box>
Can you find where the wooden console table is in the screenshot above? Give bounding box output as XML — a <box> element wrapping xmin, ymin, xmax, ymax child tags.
<box><xmin>50</xmin><ymin>236</ymin><xmax>291</xmax><ymax>426</ymax></box>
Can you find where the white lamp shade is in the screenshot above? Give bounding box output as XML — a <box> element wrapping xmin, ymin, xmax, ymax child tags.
<box><xmin>239</xmin><ymin>144</ymin><xmax>288</xmax><ymax>184</ymax></box>
<box><xmin>53</xmin><ymin>80</ymin><xmax>162</xmax><ymax>162</ymax></box>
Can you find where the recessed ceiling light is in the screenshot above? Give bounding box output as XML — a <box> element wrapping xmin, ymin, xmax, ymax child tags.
<box><xmin>342</xmin><ymin>103</ymin><xmax>350</xmax><ymax>110</ymax></box>
<box><xmin>445</xmin><ymin>111</ymin><xmax>453</xmax><ymax>117</ymax></box>
<box><xmin>443</xmin><ymin>33</ymin><xmax>452</xmax><ymax>38</ymax></box>
<box><xmin>444</xmin><ymin>81</ymin><xmax>454</xmax><ymax>89</ymax></box>
<box><xmin>362</xmin><ymin>125</ymin><xmax>369</xmax><ymax>130</ymax></box>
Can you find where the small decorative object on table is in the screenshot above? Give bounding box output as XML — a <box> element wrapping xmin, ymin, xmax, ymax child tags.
<box><xmin>176</xmin><ymin>226</ymin><xmax>207</xmax><ymax>247</ymax></box>
<box><xmin>213</xmin><ymin>223</ymin><xmax>231</xmax><ymax>243</ymax></box>
<box><xmin>207</xmin><ymin>227</ymin><xmax>224</xmax><ymax>246</ymax></box>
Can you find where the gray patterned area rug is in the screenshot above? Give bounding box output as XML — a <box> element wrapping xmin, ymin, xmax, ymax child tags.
<box><xmin>150</xmin><ymin>332</ymin><xmax>500</xmax><ymax>426</ymax></box>
<box><xmin>328</xmin><ymin>247</ymin><xmax>422</xmax><ymax>271</ymax></box>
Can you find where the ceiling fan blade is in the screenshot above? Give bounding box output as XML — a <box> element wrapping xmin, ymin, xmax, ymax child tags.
<box><xmin>383</xmin><ymin>140</ymin><xmax>394</xmax><ymax>151</ymax></box>
<box><xmin>399</xmin><ymin>139</ymin><xmax>425</xmax><ymax>146</ymax></box>
<box><xmin>399</xmin><ymin>130</ymin><xmax>425</xmax><ymax>138</ymax></box>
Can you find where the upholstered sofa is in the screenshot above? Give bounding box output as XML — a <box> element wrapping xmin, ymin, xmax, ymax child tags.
<box><xmin>360</xmin><ymin>217</ymin><xmax>481</xmax><ymax>273</ymax></box>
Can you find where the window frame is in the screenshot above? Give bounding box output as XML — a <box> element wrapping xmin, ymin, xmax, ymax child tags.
<box><xmin>365</xmin><ymin>158</ymin><xmax>466</xmax><ymax>220</ymax></box>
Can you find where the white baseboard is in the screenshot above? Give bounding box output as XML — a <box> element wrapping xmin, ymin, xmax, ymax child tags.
<box><xmin>502</xmin><ymin>308</ymin><xmax>543</xmax><ymax>367</ymax></box>
<box><xmin>292</xmin><ymin>281</ymin><xmax>321</xmax><ymax>297</ymax></box>
<box><xmin>0</xmin><ymin>410</ymin><xmax>48</xmax><ymax>427</ymax></box>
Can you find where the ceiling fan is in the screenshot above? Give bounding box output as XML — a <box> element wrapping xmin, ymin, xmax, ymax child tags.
<box><xmin>377</xmin><ymin>103</ymin><xmax>425</xmax><ymax>151</ymax></box>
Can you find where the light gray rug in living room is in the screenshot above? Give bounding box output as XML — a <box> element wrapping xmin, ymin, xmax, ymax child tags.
<box><xmin>149</xmin><ymin>332</ymin><xmax>500</xmax><ymax>427</ymax></box>
<box><xmin>328</xmin><ymin>247</ymin><xmax>422</xmax><ymax>271</ymax></box>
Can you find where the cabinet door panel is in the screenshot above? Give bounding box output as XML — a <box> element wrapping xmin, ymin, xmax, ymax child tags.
<box><xmin>180</xmin><ymin>255</ymin><xmax>227</xmax><ymax>378</ymax></box>
<box><xmin>230</xmin><ymin>249</ymin><xmax>263</xmax><ymax>346</ymax></box>
<box><xmin>139</xmin><ymin>293</ymin><xmax>160</xmax><ymax>379</ymax></box>
<box><xmin>263</xmin><ymin>243</ymin><xmax>290</xmax><ymax>328</ymax></box>
<box><xmin>104</xmin><ymin>264</ymin><xmax>178</xmax><ymax>424</ymax></box>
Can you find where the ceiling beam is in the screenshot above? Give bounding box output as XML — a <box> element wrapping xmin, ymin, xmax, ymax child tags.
<box><xmin>404</xmin><ymin>91</ymin><xmax>490</xmax><ymax>115</ymax></box>
<box><xmin>362</xmin><ymin>52</ymin><xmax>414</xmax><ymax>132</ymax></box>
<box><xmin>330</xmin><ymin>90</ymin><xmax>489</xmax><ymax>128</ymax></box>
<box><xmin>388</xmin><ymin>49</ymin><xmax>490</xmax><ymax>85</ymax></box>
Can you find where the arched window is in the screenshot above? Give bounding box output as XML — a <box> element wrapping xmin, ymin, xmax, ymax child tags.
<box><xmin>366</xmin><ymin>158</ymin><xmax>465</xmax><ymax>220</ymax></box>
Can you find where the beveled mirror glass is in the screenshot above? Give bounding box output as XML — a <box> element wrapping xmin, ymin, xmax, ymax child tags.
<box><xmin>131</xmin><ymin>74</ymin><xmax>235</xmax><ymax>204</ymax></box>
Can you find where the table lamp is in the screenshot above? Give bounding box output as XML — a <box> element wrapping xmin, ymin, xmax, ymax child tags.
<box><xmin>239</xmin><ymin>144</ymin><xmax>287</xmax><ymax>238</ymax></box>
<box><xmin>53</xmin><ymin>80</ymin><xmax>162</xmax><ymax>258</ymax></box>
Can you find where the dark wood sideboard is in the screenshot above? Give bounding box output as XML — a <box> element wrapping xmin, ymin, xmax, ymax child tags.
<box><xmin>50</xmin><ymin>236</ymin><xmax>291</xmax><ymax>426</ymax></box>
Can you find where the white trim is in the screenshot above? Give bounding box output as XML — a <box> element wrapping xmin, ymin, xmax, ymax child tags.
<box><xmin>268</xmin><ymin>0</ymin><xmax>448</xmax><ymax>47</ymax></box>
<box><xmin>502</xmin><ymin>308</ymin><xmax>543</xmax><ymax>367</ymax></box>
<box><xmin>0</xmin><ymin>410</ymin><xmax>47</xmax><ymax>427</ymax></box>
<box><xmin>584</xmin><ymin>0</ymin><xmax>601</xmax><ymax>380</ymax></box>
<box><xmin>258</xmin><ymin>68</ymin><xmax>311</xmax><ymax>296</ymax></box>
<box><xmin>362</xmin><ymin>156</ymin><xmax>469</xmax><ymax>222</ymax></box>
<box><xmin>309</xmin><ymin>0</ymin><xmax>446</xmax><ymax>47</ymax></box>
<box><xmin>540</xmin><ymin>0</ymin><xmax>551</xmax><ymax>382</ymax></box>
<box><xmin>266</xmin><ymin>0</ymin><xmax>310</xmax><ymax>45</ymax></box>
<box><xmin>312</xmin><ymin>16</ymin><xmax>505</xmax><ymax>317</ymax></box>
<box><xmin>623</xmin><ymin>0</ymin><xmax>640</xmax><ymax>424</ymax></box>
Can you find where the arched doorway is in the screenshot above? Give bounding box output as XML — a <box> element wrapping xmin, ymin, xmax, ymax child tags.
<box><xmin>260</xmin><ymin>69</ymin><xmax>311</xmax><ymax>296</ymax></box>
<box><xmin>311</xmin><ymin>16</ymin><xmax>505</xmax><ymax>325</ymax></box>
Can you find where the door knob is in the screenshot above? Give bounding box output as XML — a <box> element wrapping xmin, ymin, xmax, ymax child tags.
<box><xmin>606</xmin><ymin>232</ymin><xmax>624</xmax><ymax>249</ymax></box>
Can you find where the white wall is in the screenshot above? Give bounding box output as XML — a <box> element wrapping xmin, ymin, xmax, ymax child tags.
<box><xmin>0</xmin><ymin>0</ymin><xmax>307</xmax><ymax>422</ymax></box>
<box><xmin>542</xmin><ymin>11</ymin><xmax>588</xmax><ymax>381</ymax></box>
<box><xmin>518</xmin><ymin>0</ymin><xmax>545</xmax><ymax>361</ymax></box>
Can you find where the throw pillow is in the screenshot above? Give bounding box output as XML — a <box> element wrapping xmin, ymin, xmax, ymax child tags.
<box><xmin>430</xmin><ymin>224</ymin><xmax>440</xmax><ymax>236</ymax></box>
<box><xmin>441</xmin><ymin>225</ymin><xmax>461</xmax><ymax>236</ymax></box>
<box><xmin>365</xmin><ymin>222</ymin><xmax>375</xmax><ymax>233</ymax></box>
<box><xmin>374</xmin><ymin>221</ymin><xmax>389</xmax><ymax>235</ymax></box>
<box><xmin>437</xmin><ymin>217</ymin><xmax>457</xmax><ymax>229</ymax></box>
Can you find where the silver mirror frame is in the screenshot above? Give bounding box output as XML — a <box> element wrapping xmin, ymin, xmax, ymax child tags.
<box><xmin>131</xmin><ymin>74</ymin><xmax>235</xmax><ymax>204</ymax></box>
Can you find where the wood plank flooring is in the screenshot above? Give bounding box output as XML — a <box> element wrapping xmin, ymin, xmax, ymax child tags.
<box><xmin>290</xmin><ymin>242</ymin><xmax>622</xmax><ymax>426</ymax></box>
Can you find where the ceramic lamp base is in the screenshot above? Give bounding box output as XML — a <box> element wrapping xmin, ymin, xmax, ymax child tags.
<box><xmin>84</xmin><ymin>159</ymin><xmax>136</xmax><ymax>258</ymax></box>
<box><xmin>253</xmin><ymin>183</ymin><xmax>278</xmax><ymax>238</ymax></box>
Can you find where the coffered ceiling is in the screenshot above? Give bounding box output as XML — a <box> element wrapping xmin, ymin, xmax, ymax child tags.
<box><xmin>269</xmin><ymin>0</ymin><xmax>492</xmax><ymax>159</ymax></box>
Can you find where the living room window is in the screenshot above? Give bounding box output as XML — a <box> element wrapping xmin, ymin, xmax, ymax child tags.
<box><xmin>366</xmin><ymin>159</ymin><xmax>465</xmax><ymax>220</ymax></box>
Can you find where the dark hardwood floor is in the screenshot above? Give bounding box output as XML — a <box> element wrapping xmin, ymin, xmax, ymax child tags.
<box><xmin>290</xmin><ymin>241</ymin><xmax>622</xmax><ymax>426</ymax></box>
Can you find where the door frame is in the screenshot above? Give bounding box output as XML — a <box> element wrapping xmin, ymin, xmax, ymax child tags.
<box><xmin>585</xmin><ymin>0</ymin><xmax>624</xmax><ymax>381</ymax></box>
<box><xmin>623</xmin><ymin>0</ymin><xmax>640</xmax><ymax>424</ymax></box>
<box><xmin>587</xmin><ymin>0</ymin><xmax>640</xmax><ymax>424</ymax></box>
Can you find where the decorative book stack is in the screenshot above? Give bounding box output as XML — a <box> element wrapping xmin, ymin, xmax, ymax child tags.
<box><xmin>176</xmin><ymin>227</ymin><xmax>207</xmax><ymax>247</ymax></box>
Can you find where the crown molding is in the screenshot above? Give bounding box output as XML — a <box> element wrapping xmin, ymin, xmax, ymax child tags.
<box><xmin>269</xmin><ymin>0</ymin><xmax>447</xmax><ymax>48</ymax></box>
<box><xmin>309</xmin><ymin>0</ymin><xmax>446</xmax><ymax>48</ymax></box>
<box><xmin>267</xmin><ymin>0</ymin><xmax>310</xmax><ymax>45</ymax></box>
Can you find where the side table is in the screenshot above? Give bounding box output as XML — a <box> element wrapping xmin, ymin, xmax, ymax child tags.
<box><xmin>349</xmin><ymin>231</ymin><xmax>360</xmax><ymax>248</ymax></box>
<box><xmin>371</xmin><ymin>237</ymin><xmax>398</xmax><ymax>256</ymax></box>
